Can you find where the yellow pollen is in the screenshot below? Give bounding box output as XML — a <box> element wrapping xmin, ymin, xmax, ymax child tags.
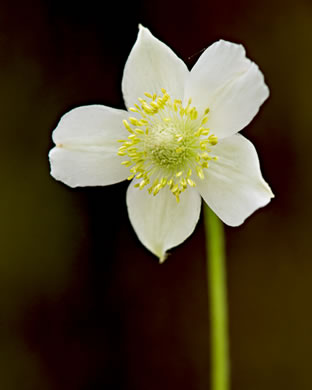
<box><xmin>117</xmin><ymin>89</ymin><xmax>218</xmax><ymax>202</ymax></box>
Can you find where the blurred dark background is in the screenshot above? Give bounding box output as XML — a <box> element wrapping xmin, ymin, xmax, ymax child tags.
<box><xmin>1</xmin><ymin>0</ymin><xmax>311</xmax><ymax>389</ymax></box>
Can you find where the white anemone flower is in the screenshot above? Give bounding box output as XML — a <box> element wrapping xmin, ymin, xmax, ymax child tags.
<box><xmin>49</xmin><ymin>25</ymin><xmax>274</xmax><ymax>262</ymax></box>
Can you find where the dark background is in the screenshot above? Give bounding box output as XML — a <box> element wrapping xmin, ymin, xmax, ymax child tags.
<box><xmin>1</xmin><ymin>0</ymin><xmax>311</xmax><ymax>389</ymax></box>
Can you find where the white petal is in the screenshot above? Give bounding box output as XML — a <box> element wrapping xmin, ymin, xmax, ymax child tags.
<box><xmin>52</xmin><ymin>105</ymin><xmax>128</xmax><ymax>144</ymax></box>
<box><xmin>49</xmin><ymin>105</ymin><xmax>130</xmax><ymax>187</ymax></box>
<box><xmin>122</xmin><ymin>25</ymin><xmax>189</xmax><ymax>109</ymax></box>
<box><xmin>185</xmin><ymin>40</ymin><xmax>269</xmax><ymax>138</ymax></box>
<box><xmin>126</xmin><ymin>181</ymin><xmax>201</xmax><ymax>262</ymax></box>
<box><xmin>196</xmin><ymin>134</ymin><xmax>274</xmax><ymax>226</ymax></box>
<box><xmin>49</xmin><ymin>146</ymin><xmax>129</xmax><ymax>187</ymax></box>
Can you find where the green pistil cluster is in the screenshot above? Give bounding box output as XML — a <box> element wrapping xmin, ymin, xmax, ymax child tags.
<box><xmin>118</xmin><ymin>89</ymin><xmax>218</xmax><ymax>202</ymax></box>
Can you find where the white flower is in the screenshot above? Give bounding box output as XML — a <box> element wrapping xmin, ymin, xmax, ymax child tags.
<box><xmin>49</xmin><ymin>25</ymin><xmax>274</xmax><ymax>262</ymax></box>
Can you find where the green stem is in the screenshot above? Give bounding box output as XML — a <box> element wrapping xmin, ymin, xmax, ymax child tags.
<box><xmin>204</xmin><ymin>205</ymin><xmax>230</xmax><ymax>390</ymax></box>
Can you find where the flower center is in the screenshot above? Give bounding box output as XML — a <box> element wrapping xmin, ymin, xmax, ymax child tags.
<box><xmin>118</xmin><ymin>89</ymin><xmax>218</xmax><ymax>202</ymax></box>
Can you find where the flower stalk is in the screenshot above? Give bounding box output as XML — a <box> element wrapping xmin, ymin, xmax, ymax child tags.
<box><xmin>204</xmin><ymin>205</ymin><xmax>229</xmax><ymax>390</ymax></box>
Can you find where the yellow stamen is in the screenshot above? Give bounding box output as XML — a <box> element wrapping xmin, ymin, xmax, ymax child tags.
<box><xmin>117</xmin><ymin>89</ymin><xmax>218</xmax><ymax>202</ymax></box>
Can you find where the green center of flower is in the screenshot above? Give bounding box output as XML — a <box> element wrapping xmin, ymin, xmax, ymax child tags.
<box><xmin>118</xmin><ymin>89</ymin><xmax>218</xmax><ymax>202</ymax></box>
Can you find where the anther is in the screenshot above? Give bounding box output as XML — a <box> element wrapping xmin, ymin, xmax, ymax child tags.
<box><xmin>118</xmin><ymin>88</ymin><xmax>218</xmax><ymax>200</ymax></box>
<box><xmin>187</xmin><ymin>178</ymin><xmax>196</xmax><ymax>187</ymax></box>
<box><xmin>201</xmin><ymin>117</ymin><xmax>208</xmax><ymax>125</ymax></box>
<box><xmin>209</xmin><ymin>135</ymin><xmax>218</xmax><ymax>145</ymax></box>
<box><xmin>196</xmin><ymin>166</ymin><xmax>205</xmax><ymax>179</ymax></box>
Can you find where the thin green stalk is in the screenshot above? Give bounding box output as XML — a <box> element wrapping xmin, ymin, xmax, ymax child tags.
<box><xmin>204</xmin><ymin>205</ymin><xmax>229</xmax><ymax>390</ymax></box>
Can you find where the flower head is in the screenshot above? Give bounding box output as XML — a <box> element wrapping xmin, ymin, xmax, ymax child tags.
<box><xmin>49</xmin><ymin>25</ymin><xmax>274</xmax><ymax>262</ymax></box>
